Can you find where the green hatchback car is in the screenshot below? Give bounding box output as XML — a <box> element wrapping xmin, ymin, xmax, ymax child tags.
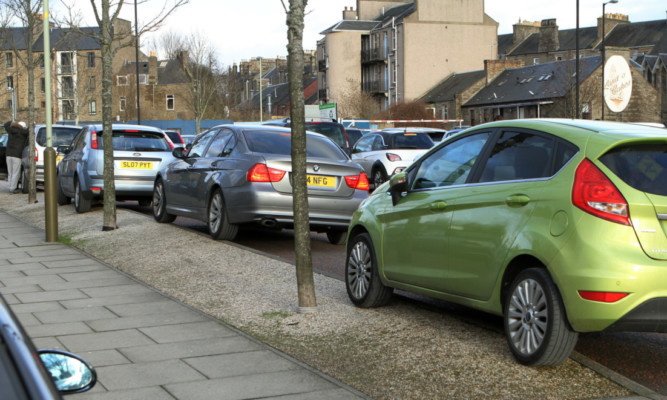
<box><xmin>345</xmin><ymin>119</ymin><xmax>667</xmax><ymax>366</ymax></box>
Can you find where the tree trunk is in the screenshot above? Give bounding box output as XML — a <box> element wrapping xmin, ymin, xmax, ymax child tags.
<box><xmin>100</xmin><ymin>1</ymin><xmax>117</xmax><ymax>231</ymax></box>
<box><xmin>286</xmin><ymin>0</ymin><xmax>316</xmax><ymax>312</ymax></box>
<box><xmin>26</xmin><ymin>22</ymin><xmax>37</xmax><ymax>204</ymax></box>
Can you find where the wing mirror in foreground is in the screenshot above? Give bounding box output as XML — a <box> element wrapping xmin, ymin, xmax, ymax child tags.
<box><xmin>56</xmin><ymin>145</ymin><xmax>71</xmax><ymax>154</ymax></box>
<box><xmin>172</xmin><ymin>146</ymin><xmax>187</xmax><ymax>158</ymax></box>
<box><xmin>39</xmin><ymin>349</ymin><xmax>97</xmax><ymax>394</ymax></box>
<box><xmin>388</xmin><ymin>172</ymin><xmax>408</xmax><ymax>206</ymax></box>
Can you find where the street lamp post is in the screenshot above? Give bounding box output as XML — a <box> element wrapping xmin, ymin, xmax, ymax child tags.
<box><xmin>257</xmin><ymin>57</ymin><xmax>263</xmax><ymax>122</ymax></box>
<box><xmin>601</xmin><ymin>0</ymin><xmax>618</xmax><ymax>120</ymax></box>
<box><xmin>576</xmin><ymin>0</ymin><xmax>580</xmax><ymax>119</ymax></box>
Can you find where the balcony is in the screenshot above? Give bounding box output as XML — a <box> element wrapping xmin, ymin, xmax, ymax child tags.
<box><xmin>59</xmin><ymin>89</ymin><xmax>74</xmax><ymax>99</ymax></box>
<box><xmin>318</xmin><ymin>89</ymin><xmax>328</xmax><ymax>101</ymax></box>
<box><xmin>363</xmin><ymin>80</ymin><xmax>385</xmax><ymax>94</ymax></box>
<box><xmin>317</xmin><ymin>59</ymin><xmax>327</xmax><ymax>71</ymax></box>
<box><xmin>361</xmin><ymin>48</ymin><xmax>385</xmax><ymax>64</ymax></box>
<box><xmin>59</xmin><ymin>64</ymin><xmax>74</xmax><ymax>75</ymax></box>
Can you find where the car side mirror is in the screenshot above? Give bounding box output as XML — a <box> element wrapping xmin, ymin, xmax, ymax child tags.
<box><xmin>56</xmin><ymin>145</ymin><xmax>70</xmax><ymax>154</ymax></box>
<box><xmin>388</xmin><ymin>172</ymin><xmax>408</xmax><ymax>206</ymax></box>
<box><xmin>172</xmin><ymin>147</ymin><xmax>186</xmax><ymax>158</ymax></box>
<box><xmin>39</xmin><ymin>349</ymin><xmax>97</xmax><ymax>394</ymax></box>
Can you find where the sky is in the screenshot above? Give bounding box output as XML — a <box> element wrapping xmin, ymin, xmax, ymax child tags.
<box><xmin>51</xmin><ymin>0</ymin><xmax>666</xmax><ymax>68</ymax></box>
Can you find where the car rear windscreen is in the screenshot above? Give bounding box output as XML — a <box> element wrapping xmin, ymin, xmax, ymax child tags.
<box><xmin>98</xmin><ymin>130</ymin><xmax>171</xmax><ymax>152</ymax></box>
<box><xmin>37</xmin><ymin>127</ymin><xmax>80</xmax><ymax>147</ymax></box>
<box><xmin>244</xmin><ymin>130</ymin><xmax>347</xmax><ymax>160</ymax></box>
<box><xmin>165</xmin><ymin>131</ymin><xmax>184</xmax><ymax>144</ymax></box>
<box><xmin>388</xmin><ymin>132</ymin><xmax>434</xmax><ymax>149</ymax></box>
<box><xmin>599</xmin><ymin>144</ymin><xmax>667</xmax><ymax>196</ymax></box>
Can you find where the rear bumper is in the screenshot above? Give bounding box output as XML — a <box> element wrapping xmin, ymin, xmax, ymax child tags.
<box><xmin>603</xmin><ymin>298</ymin><xmax>667</xmax><ymax>332</ymax></box>
<box><xmin>86</xmin><ymin>175</ymin><xmax>155</xmax><ymax>200</ymax></box>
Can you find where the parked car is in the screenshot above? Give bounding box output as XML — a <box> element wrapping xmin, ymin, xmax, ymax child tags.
<box><xmin>384</xmin><ymin>127</ymin><xmax>448</xmax><ymax>143</ymax></box>
<box><xmin>56</xmin><ymin>124</ymin><xmax>175</xmax><ymax>213</ymax></box>
<box><xmin>181</xmin><ymin>134</ymin><xmax>196</xmax><ymax>146</ymax></box>
<box><xmin>350</xmin><ymin>130</ymin><xmax>434</xmax><ymax>189</ymax></box>
<box><xmin>0</xmin><ymin>132</ymin><xmax>7</xmax><ymax>176</ymax></box>
<box><xmin>20</xmin><ymin>125</ymin><xmax>82</xmax><ymax>192</ymax></box>
<box><xmin>345</xmin><ymin>119</ymin><xmax>667</xmax><ymax>366</ymax></box>
<box><xmin>164</xmin><ymin>130</ymin><xmax>186</xmax><ymax>147</ymax></box>
<box><xmin>152</xmin><ymin>125</ymin><xmax>369</xmax><ymax>244</ymax></box>
<box><xmin>344</xmin><ymin>127</ymin><xmax>364</xmax><ymax>148</ymax></box>
<box><xmin>443</xmin><ymin>126</ymin><xmax>471</xmax><ymax>139</ymax></box>
<box><xmin>264</xmin><ymin>118</ymin><xmax>353</xmax><ymax>154</ymax></box>
<box><xmin>0</xmin><ymin>293</ymin><xmax>97</xmax><ymax>399</ymax></box>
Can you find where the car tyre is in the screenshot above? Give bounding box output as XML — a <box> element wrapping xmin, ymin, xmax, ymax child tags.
<box><xmin>345</xmin><ymin>232</ymin><xmax>393</xmax><ymax>307</ymax></box>
<box><xmin>326</xmin><ymin>230</ymin><xmax>347</xmax><ymax>245</ymax></box>
<box><xmin>372</xmin><ymin>167</ymin><xmax>388</xmax><ymax>190</ymax></box>
<box><xmin>152</xmin><ymin>179</ymin><xmax>176</xmax><ymax>223</ymax></box>
<box><xmin>74</xmin><ymin>178</ymin><xmax>91</xmax><ymax>213</ymax></box>
<box><xmin>21</xmin><ymin>167</ymin><xmax>29</xmax><ymax>193</ymax></box>
<box><xmin>504</xmin><ymin>268</ymin><xmax>578</xmax><ymax>366</ymax></box>
<box><xmin>208</xmin><ymin>188</ymin><xmax>238</xmax><ymax>240</ymax></box>
<box><xmin>56</xmin><ymin>175</ymin><xmax>70</xmax><ymax>205</ymax></box>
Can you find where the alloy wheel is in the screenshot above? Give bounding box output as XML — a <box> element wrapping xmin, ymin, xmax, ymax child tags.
<box><xmin>506</xmin><ymin>278</ymin><xmax>548</xmax><ymax>356</ymax></box>
<box><xmin>209</xmin><ymin>192</ymin><xmax>223</xmax><ymax>233</ymax></box>
<box><xmin>347</xmin><ymin>240</ymin><xmax>372</xmax><ymax>299</ymax></box>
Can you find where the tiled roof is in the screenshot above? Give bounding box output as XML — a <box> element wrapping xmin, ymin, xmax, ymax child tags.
<box><xmin>603</xmin><ymin>20</ymin><xmax>667</xmax><ymax>49</ymax></box>
<box><xmin>376</xmin><ymin>2</ymin><xmax>416</xmax><ymax>28</ymax></box>
<box><xmin>509</xmin><ymin>27</ymin><xmax>598</xmax><ymax>55</ymax></box>
<box><xmin>33</xmin><ymin>28</ymin><xmax>101</xmax><ymax>52</ymax></box>
<box><xmin>465</xmin><ymin>56</ymin><xmax>601</xmax><ymax>107</ymax></box>
<box><xmin>0</xmin><ymin>28</ymin><xmax>28</xmax><ymax>51</ymax></box>
<box><xmin>320</xmin><ymin>20</ymin><xmax>379</xmax><ymax>35</ymax></box>
<box><xmin>421</xmin><ymin>70</ymin><xmax>485</xmax><ymax>103</ymax></box>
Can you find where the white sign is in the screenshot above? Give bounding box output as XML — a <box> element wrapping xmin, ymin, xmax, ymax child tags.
<box><xmin>319</xmin><ymin>103</ymin><xmax>337</xmax><ymax>120</ymax></box>
<box><xmin>604</xmin><ymin>55</ymin><xmax>632</xmax><ymax>113</ymax></box>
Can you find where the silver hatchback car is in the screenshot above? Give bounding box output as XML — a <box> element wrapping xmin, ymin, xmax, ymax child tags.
<box><xmin>152</xmin><ymin>125</ymin><xmax>369</xmax><ymax>244</ymax></box>
<box><xmin>57</xmin><ymin>124</ymin><xmax>175</xmax><ymax>213</ymax></box>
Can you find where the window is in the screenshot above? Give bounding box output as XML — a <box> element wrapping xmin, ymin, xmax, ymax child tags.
<box><xmin>119</xmin><ymin>96</ymin><xmax>126</xmax><ymax>112</ymax></box>
<box><xmin>88</xmin><ymin>76</ymin><xmax>95</xmax><ymax>90</ymax></box>
<box><xmin>138</xmin><ymin>74</ymin><xmax>148</xmax><ymax>85</ymax></box>
<box><xmin>62</xmin><ymin>100</ymin><xmax>74</xmax><ymax>120</ymax></box>
<box><xmin>6</xmin><ymin>75</ymin><xmax>13</xmax><ymax>90</ymax></box>
<box><xmin>41</xmin><ymin>101</ymin><xmax>45</xmax><ymax>108</ymax></box>
<box><xmin>204</xmin><ymin>130</ymin><xmax>234</xmax><ymax>158</ymax></box>
<box><xmin>117</xmin><ymin>75</ymin><xmax>128</xmax><ymax>86</ymax></box>
<box><xmin>60</xmin><ymin>52</ymin><xmax>74</xmax><ymax>74</ymax></box>
<box><xmin>533</xmin><ymin>58</ymin><xmax>540</xmax><ymax>65</ymax></box>
<box><xmin>479</xmin><ymin>131</ymin><xmax>557</xmax><ymax>183</ymax></box>
<box><xmin>40</xmin><ymin>78</ymin><xmax>45</xmax><ymax>93</ymax></box>
<box><xmin>5</xmin><ymin>53</ymin><xmax>13</xmax><ymax>68</ymax></box>
<box><xmin>87</xmin><ymin>52</ymin><xmax>95</xmax><ymax>68</ymax></box>
<box><xmin>88</xmin><ymin>100</ymin><xmax>97</xmax><ymax>115</ymax></box>
<box><xmin>7</xmin><ymin>99</ymin><xmax>12</xmax><ymax>109</ymax></box>
<box><xmin>39</xmin><ymin>54</ymin><xmax>44</xmax><ymax>69</ymax></box>
<box><xmin>166</xmin><ymin>94</ymin><xmax>174</xmax><ymax>110</ymax></box>
<box><xmin>442</xmin><ymin>104</ymin><xmax>448</xmax><ymax>120</ymax></box>
<box><xmin>556</xmin><ymin>55</ymin><xmax>563</xmax><ymax>61</ymax></box>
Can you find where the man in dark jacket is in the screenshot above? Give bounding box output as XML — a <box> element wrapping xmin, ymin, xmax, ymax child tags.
<box><xmin>4</xmin><ymin>121</ymin><xmax>28</xmax><ymax>194</ymax></box>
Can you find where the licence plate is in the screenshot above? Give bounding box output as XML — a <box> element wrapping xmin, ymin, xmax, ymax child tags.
<box><xmin>120</xmin><ymin>161</ymin><xmax>153</xmax><ymax>169</ymax></box>
<box><xmin>56</xmin><ymin>156</ymin><xmax>63</xmax><ymax>163</ymax></box>
<box><xmin>306</xmin><ymin>174</ymin><xmax>335</xmax><ymax>188</ymax></box>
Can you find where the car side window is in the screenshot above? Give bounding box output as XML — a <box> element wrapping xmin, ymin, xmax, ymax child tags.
<box><xmin>354</xmin><ymin>135</ymin><xmax>374</xmax><ymax>153</ymax></box>
<box><xmin>187</xmin><ymin>129</ymin><xmax>218</xmax><ymax>158</ymax></box>
<box><xmin>411</xmin><ymin>132</ymin><xmax>492</xmax><ymax>190</ymax></box>
<box><xmin>72</xmin><ymin>128</ymin><xmax>87</xmax><ymax>151</ymax></box>
<box><xmin>479</xmin><ymin>131</ymin><xmax>555</xmax><ymax>183</ymax></box>
<box><xmin>204</xmin><ymin>130</ymin><xmax>234</xmax><ymax>158</ymax></box>
<box><xmin>372</xmin><ymin>136</ymin><xmax>385</xmax><ymax>151</ymax></box>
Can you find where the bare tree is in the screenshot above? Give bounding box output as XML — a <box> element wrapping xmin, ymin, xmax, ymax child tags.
<box><xmin>62</xmin><ymin>0</ymin><xmax>187</xmax><ymax>231</ymax></box>
<box><xmin>281</xmin><ymin>0</ymin><xmax>316</xmax><ymax>312</ymax></box>
<box><xmin>0</xmin><ymin>0</ymin><xmax>42</xmax><ymax>204</ymax></box>
<box><xmin>336</xmin><ymin>78</ymin><xmax>379</xmax><ymax>119</ymax></box>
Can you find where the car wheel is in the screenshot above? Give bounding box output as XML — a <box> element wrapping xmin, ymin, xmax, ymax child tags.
<box><xmin>345</xmin><ymin>233</ymin><xmax>393</xmax><ymax>307</ymax></box>
<box><xmin>56</xmin><ymin>175</ymin><xmax>70</xmax><ymax>205</ymax></box>
<box><xmin>504</xmin><ymin>268</ymin><xmax>578</xmax><ymax>366</ymax></box>
<box><xmin>208</xmin><ymin>188</ymin><xmax>238</xmax><ymax>240</ymax></box>
<box><xmin>152</xmin><ymin>179</ymin><xmax>176</xmax><ymax>223</ymax></box>
<box><xmin>372</xmin><ymin>167</ymin><xmax>388</xmax><ymax>190</ymax></box>
<box><xmin>21</xmin><ymin>168</ymin><xmax>29</xmax><ymax>193</ymax></box>
<box><xmin>326</xmin><ymin>230</ymin><xmax>347</xmax><ymax>245</ymax></box>
<box><xmin>74</xmin><ymin>178</ymin><xmax>91</xmax><ymax>213</ymax></box>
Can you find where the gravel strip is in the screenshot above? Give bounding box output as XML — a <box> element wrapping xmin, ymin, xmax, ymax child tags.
<box><xmin>0</xmin><ymin>185</ymin><xmax>633</xmax><ymax>400</ymax></box>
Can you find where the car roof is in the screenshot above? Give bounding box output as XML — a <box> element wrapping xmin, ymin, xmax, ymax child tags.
<box><xmin>84</xmin><ymin>124</ymin><xmax>165</xmax><ymax>133</ymax></box>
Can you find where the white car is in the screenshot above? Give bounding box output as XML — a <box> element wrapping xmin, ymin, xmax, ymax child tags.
<box><xmin>21</xmin><ymin>124</ymin><xmax>82</xmax><ymax>191</ymax></box>
<box><xmin>350</xmin><ymin>130</ymin><xmax>434</xmax><ymax>189</ymax></box>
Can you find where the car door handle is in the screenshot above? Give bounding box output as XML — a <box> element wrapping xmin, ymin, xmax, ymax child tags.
<box><xmin>429</xmin><ymin>201</ymin><xmax>447</xmax><ymax>211</ymax></box>
<box><xmin>506</xmin><ymin>194</ymin><xmax>530</xmax><ymax>207</ymax></box>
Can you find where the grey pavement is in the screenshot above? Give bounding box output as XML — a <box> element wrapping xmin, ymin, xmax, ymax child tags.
<box><xmin>0</xmin><ymin>210</ymin><xmax>368</xmax><ymax>400</ymax></box>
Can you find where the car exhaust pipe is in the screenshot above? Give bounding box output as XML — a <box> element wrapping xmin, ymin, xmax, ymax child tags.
<box><xmin>260</xmin><ymin>218</ymin><xmax>277</xmax><ymax>228</ymax></box>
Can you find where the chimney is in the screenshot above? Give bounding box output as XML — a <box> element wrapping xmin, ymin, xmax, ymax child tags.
<box><xmin>177</xmin><ymin>50</ymin><xmax>188</xmax><ymax>68</ymax></box>
<box><xmin>485</xmin><ymin>59</ymin><xmax>525</xmax><ymax>85</ymax></box>
<box><xmin>148</xmin><ymin>52</ymin><xmax>158</xmax><ymax>84</ymax></box>
<box><xmin>538</xmin><ymin>19</ymin><xmax>559</xmax><ymax>53</ymax></box>
<box><xmin>512</xmin><ymin>19</ymin><xmax>540</xmax><ymax>47</ymax></box>
<box><xmin>343</xmin><ymin>6</ymin><xmax>357</xmax><ymax>20</ymax></box>
<box><xmin>597</xmin><ymin>13</ymin><xmax>629</xmax><ymax>43</ymax></box>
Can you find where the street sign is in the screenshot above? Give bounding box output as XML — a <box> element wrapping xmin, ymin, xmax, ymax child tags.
<box><xmin>319</xmin><ymin>103</ymin><xmax>337</xmax><ymax>120</ymax></box>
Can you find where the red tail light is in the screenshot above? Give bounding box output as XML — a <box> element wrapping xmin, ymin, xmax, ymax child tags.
<box><xmin>572</xmin><ymin>158</ymin><xmax>630</xmax><ymax>226</ymax></box>
<box><xmin>247</xmin><ymin>163</ymin><xmax>286</xmax><ymax>182</ymax></box>
<box><xmin>386</xmin><ymin>153</ymin><xmax>401</xmax><ymax>162</ymax></box>
<box><xmin>91</xmin><ymin>130</ymin><xmax>99</xmax><ymax>149</ymax></box>
<box><xmin>34</xmin><ymin>148</ymin><xmax>38</xmax><ymax>162</ymax></box>
<box><xmin>578</xmin><ymin>290</ymin><xmax>629</xmax><ymax>303</ymax></box>
<box><xmin>345</xmin><ymin>172</ymin><xmax>370</xmax><ymax>191</ymax></box>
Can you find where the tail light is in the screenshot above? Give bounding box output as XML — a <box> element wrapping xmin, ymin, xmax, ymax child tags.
<box><xmin>572</xmin><ymin>158</ymin><xmax>630</xmax><ymax>226</ymax></box>
<box><xmin>247</xmin><ymin>163</ymin><xmax>286</xmax><ymax>182</ymax></box>
<box><xmin>578</xmin><ymin>290</ymin><xmax>629</xmax><ymax>303</ymax></box>
<box><xmin>34</xmin><ymin>148</ymin><xmax>38</xmax><ymax>162</ymax></box>
<box><xmin>345</xmin><ymin>172</ymin><xmax>370</xmax><ymax>191</ymax></box>
<box><xmin>386</xmin><ymin>153</ymin><xmax>401</xmax><ymax>162</ymax></box>
<box><xmin>91</xmin><ymin>130</ymin><xmax>99</xmax><ymax>149</ymax></box>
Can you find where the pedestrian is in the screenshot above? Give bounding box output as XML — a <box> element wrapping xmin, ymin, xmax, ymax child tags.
<box><xmin>4</xmin><ymin>120</ymin><xmax>28</xmax><ymax>194</ymax></box>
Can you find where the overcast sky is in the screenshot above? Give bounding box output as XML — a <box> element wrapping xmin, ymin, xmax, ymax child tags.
<box><xmin>52</xmin><ymin>0</ymin><xmax>666</xmax><ymax>67</ymax></box>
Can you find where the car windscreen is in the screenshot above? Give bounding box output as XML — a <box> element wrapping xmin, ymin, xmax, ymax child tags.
<box><xmin>305</xmin><ymin>123</ymin><xmax>346</xmax><ymax>148</ymax></box>
<box><xmin>244</xmin><ymin>130</ymin><xmax>348</xmax><ymax>160</ymax></box>
<box><xmin>37</xmin><ymin>127</ymin><xmax>80</xmax><ymax>147</ymax></box>
<box><xmin>599</xmin><ymin>143</ymin><xmax>667</xmax><ymax>196</ymax></box>
<box><xmin>98</xmin><ymin>130</ymin><xmax>171</xmax><ymax>152</ymax></box>
<box><xmin>387</xmin><ymin>132</ymin><xmax>434</xmax><ymax>149</ymax></box>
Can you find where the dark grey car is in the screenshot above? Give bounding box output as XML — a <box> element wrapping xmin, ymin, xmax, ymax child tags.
<box><xmin>152</xmin><ymin>125</ymin><xmax>370</xmax><ymax>244</ymax></box>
